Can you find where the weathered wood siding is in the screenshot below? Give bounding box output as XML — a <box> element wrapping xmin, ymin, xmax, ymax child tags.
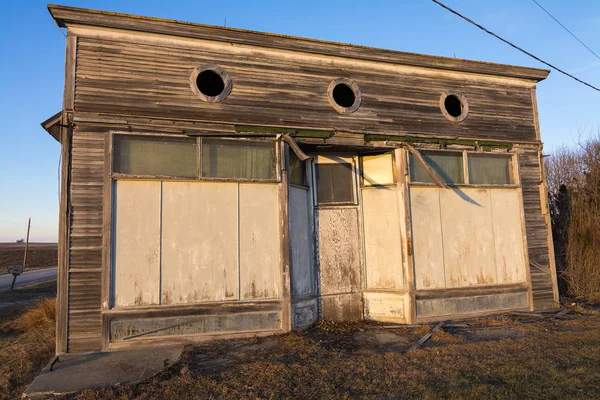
<box><xmin>68</xmin><ymin>129</ymin><xmax>105</xmax><ymax>352</ymax></box>
<box><xmin>72</xmin><ymin>28</ymin><xmax>538</xmax><ymax>142</ymax></box>
<box><xmin>518</xmin><ymin>150</ymin><xmax>558</xmax><ymax>309</ymax></box>
<box><xmin>318</xmin><ymin>207</ymin><xmax>363</xmax><ymax>321</ymax></box>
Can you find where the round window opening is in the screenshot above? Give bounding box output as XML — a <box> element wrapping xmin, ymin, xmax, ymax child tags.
<box><xmin>440</xmin><ymin>92</ymin><xmax>468</xmax><ymax>122</ymax></box>
<box><xmin>190</xmin><ymin>64</ymin><xmax>232</xmax><ymax>103</ymax></box>
<box><xmin>332</xmin><ymin>84</ymin><xmax>356</xmax><ymax>108</ymax></box>
<box><xmin>197</xmin><ymin>70</ymin><xmax>225</xmax><ymax>97</ymax></box>
<box><xmin>327</xmin><ymin>78</ymin><xmax>361</xmax><ymax>113</ymax></box>
<box><xmin>444</xmin><ymin>94</ymin><xmax>462</xmax><ymax>117</ymax></box>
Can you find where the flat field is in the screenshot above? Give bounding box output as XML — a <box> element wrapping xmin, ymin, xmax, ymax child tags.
<box><xmin>0</xmin><ymin>243</ymin><xmax>57</xmax><ymax>275</ymax></box>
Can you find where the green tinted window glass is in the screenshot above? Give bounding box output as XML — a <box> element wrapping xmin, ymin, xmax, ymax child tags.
<box><xmin>113</xmin><ymin>135</ymin><xmax>198</xmax><ymax>177</ymax></box>
<box><xmin>409</xmin><ymin>152</ymin><xmax>464</xmax><ymax>184</ymax></box>
<box><xmin>468</xmin><ymin>154</ymin><xmax>511</xmax><ymax>184</ymax></box>
<box><xmin>202</xmin><ymin>139</ymin><xmax>276</xmax><ymax>180</ymax></box>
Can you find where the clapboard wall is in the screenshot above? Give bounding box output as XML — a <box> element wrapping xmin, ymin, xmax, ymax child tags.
<box><xmin>68</xmin><ymin>27</ymin><xmax>541</xmax><ymax>143</ymax></box>
<box><xmin>518</xmin><ymin>150</ymin><xmax>558</xmax><ymax>309</ymax></box>
<box><xmin>67</xmin><ymin>128</ymin><xmax>105</xmax><ymax>352</ymax></box>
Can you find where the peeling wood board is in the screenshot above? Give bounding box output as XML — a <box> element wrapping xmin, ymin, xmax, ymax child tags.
<box><xmin>317</xmin><ymin>208</ymin><xmax>362</xmax><ymax>295</ymax></box>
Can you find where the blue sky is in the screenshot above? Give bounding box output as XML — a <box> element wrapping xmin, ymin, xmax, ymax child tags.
<box><xmin>0</xmin><ymin>0</ymin><xmax>598</xmax><ymax>242</ymax></box>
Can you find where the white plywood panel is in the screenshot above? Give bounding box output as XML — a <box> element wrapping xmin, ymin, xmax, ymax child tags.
<box><xmin>362</xmin><ymin>187</ymin><xmax>403</xmax><ymax>289</ymax></box>
<box><xmin>410</xmin><ymin>187</ymin><xmax>446</xmax><ymax>289</ymax></box>
<box><xmin>490</xmin><ymin>189</ymin><xmax>527</xmax><ymax>284</ymax></box>
<box><xmin>440</xmin><ymin>188</ymin><xmax>497</xmax><ymax>287</ymax></box>
<box><xmin>363</xmin><ymin>291</ymin><xmax>406</xmax><ymax>323</ymax></box>
<box><xmin>289</xmin><ymin>186</ymin><xmax>314</xmax><ymax>298</ymax></box>
<box><xmin>362</xmin><ymin>153</ymin><xmax>394</xmax><ymax>186</ymax></box>
<box><xmin>113</xmin><ymin>180</ymin><xmax>161</xmax><ymax>307</ymax></box>
<box><xmin>318</xmin><ymin>207</ymin><xmax>362</xmax><ymax>295</ymax></box>
<box><xmin>239</xmin><ymin>183</ymin><xmax>281</xmax><ymax>300</ymax></box>
<box><xmin>161</xmin><ymin>181</ymin><xmax>238</xmax><ymax>304</ymax></box>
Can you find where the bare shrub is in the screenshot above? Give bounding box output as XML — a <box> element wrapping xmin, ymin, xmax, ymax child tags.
<box><xmin>546</xmin><ymin>131</ymin><xmax>600</xmax><ymax>303</ymax></box>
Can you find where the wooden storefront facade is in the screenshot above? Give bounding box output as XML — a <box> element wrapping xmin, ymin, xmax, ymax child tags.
<box><xmin>44</xmin><ymin>5</ymin><xmax>559</xmax><ymax>354</ymax></box>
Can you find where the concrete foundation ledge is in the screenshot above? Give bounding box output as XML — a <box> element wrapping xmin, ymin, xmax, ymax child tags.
<box><xmin>23</xmin><ymin>345</ymin><xmax>182</xmax><ymax>398</ymax></box>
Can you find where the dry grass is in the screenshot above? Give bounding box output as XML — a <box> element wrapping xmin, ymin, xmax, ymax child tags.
<box><xmin>546</xmin><ymin>132</ymin><xmax>600</xmax><ymax>302</ymax></box>
<box><xmin>0</xmin><ymin>292</ymin><xmax>56</xmax><ymax>399</ymax></box>
<box><xmin>67</xmin><ymin>312</ymin><xmax>600</xmax><ymax>400</ymax></box>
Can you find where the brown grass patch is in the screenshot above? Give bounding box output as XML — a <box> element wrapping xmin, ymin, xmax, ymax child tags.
<box><xmin>68</xmin><ymin>313</ymin><xmax>600</xmax><ymax>400</ymax></box>
<box><xmin>0</xmin><ymin>298</ymin><xmax>56</xmax><ymax>400</ymax></box>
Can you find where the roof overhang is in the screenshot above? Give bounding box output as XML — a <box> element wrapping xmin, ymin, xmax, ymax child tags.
<box><xmin>48</xmin><ymin>4</ymin><xmax>550</xmax><ymax>82</ymax></box>
<box><xmin>41</xmin><ymin>111</ymin><xmax>63</xmax><ymax>143</ymax></box>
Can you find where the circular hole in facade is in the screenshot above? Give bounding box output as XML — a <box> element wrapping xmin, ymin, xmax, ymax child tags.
<box><xmin>444</xmin><ymin>94</ymin><xmax>463</xmax><ymax>117</ymax></box>
<box><xmin>332</xmin><ymin>83</ymin><xmax>356</xmax><ymax>108</ymax></box>
<box><xmin>196</xmin><ymin>70</ymin><xmax>225</xmax><ymax>97</ymax></box>
<box><xmin>327</xmin><ymin>78</ymin><xmax>361</xmax><ymax>113</ymax></box>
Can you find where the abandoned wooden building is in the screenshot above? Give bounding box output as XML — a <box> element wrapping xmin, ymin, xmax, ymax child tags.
<box><xmin>43</xmin><ymin>5</ymin><xmax>559</xmax><ymax>354</ymax></box>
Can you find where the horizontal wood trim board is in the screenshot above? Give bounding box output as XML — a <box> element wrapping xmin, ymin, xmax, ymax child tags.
<box><xmin>48</xmin><ymin>5</ymin><xmax>549</xmax><ymax>81</ymax></box>
<box><xmin>105</xmin><ymin>301</ymin><xmax>283</xmax><ymax>320</ymax></box>
<box><xmin>415</xmin><ymin>284</ymin><xmax>529</xmax><ymax>300</ymax></box>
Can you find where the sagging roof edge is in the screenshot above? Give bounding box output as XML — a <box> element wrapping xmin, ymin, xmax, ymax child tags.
<box><xmin>47</xmin><ymin>4</ymin><xmax>550</xmax><ymax>82</ymax></box>
<box><xmin>41</xmin><ymin>111</ymin><xmax>62</xmax><ymax>143</ymax></box>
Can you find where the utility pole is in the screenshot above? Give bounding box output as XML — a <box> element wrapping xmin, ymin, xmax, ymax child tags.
<box><xmin>10</xmin><ymin>218</ymin><xmax>30</xmax><ymax>291</ymax></box>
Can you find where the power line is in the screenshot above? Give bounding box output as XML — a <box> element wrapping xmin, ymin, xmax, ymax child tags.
<box><xmin>532</xmin><ymin>0</ymin><xmax>600</xmax><ymax>61</ymax></box>
<box><xmin>431</xmin><ymin>0</ymin><xmax>600</xmax><ymax>93</ymax></box>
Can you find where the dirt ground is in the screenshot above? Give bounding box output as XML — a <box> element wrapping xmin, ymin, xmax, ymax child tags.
<box><xmin>0</xmin><ymin>243</ymin><xmax>57</xmax><ymax>275</ymax></box>
<box><xmin>71</xmin><ymin>306</ymin><xmax>599</xmax><ymax>399</ymax></box>
<box><xmin>2</xmin><ymin>283</ymin><xmax>599</xmax><ymax>399</ymax></box>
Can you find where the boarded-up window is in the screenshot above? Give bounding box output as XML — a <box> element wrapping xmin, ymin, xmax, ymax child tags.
<box><xmin>202</xmin><ymin>139</ymin><xmax>276</xmax><ymax>180</ymax></box>
<box><xmin>410</xmin><ymin>152</ymin><xmax>464</xmax><ymax>184</ymax></box>
<box><xmin>316</xmin><ymin>163</ymin><xmax>354</xmax><ymax>205</ymax></box>
<box><xmin>289</xmin><ymin>151</ymin><xmax>306</xmax><ymax>186</ymax></box>
<box><xmin>113</xmin><ymin>135</ymin><xmax>198</xmax><ymax>177</ymax></box>
<box><xmin>468</xmin><ymin>154</ymin><xmax>512</xmax><ymax>185</ymax></box>
<box><xmin>362</xmin><ymin>153</ymin><xmax>395</xmax><ymax>186</ymax></box>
